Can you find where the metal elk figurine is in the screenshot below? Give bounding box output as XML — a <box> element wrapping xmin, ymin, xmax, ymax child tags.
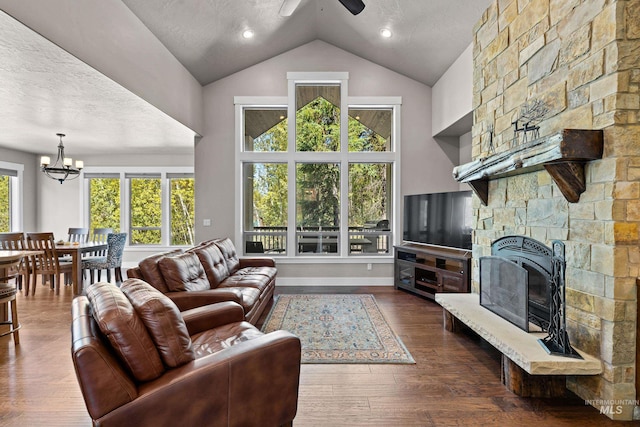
<box><xmin>511</xmin><ymin>99</ymin><xmax>549</xmax><ymax>147</ymax></box>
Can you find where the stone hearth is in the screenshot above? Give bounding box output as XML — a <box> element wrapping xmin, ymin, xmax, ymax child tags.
<box><xmin>471</xmin><ymin>0</ymin><xmax>640</xmax><ymax>420</ymax></box>
<box><xmin>436</xmin><ymin>293</ymin><xmax>601</xmax><ymax>375</ymax></box>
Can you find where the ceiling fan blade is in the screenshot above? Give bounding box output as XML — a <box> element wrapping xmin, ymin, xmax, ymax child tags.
<box><xmin>279</xmin><ymin>0</ymin><xmax>302</xmax><ymax>17</ymax></box>
<box><xmin>338</xmin><ymin>0</ymin><xmax>365</xmax><ymax>15</ymax></box>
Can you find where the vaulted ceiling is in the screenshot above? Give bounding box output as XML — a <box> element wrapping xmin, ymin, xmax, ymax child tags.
<box><xmin>121</xmin><ymin>0</ymin><xmax>491</xmax><ymax>86</ymax></box>
<box><xmin>0</xmin><ymin>1</ymin><xmax>491</xmax><ymax>156</ymax></box>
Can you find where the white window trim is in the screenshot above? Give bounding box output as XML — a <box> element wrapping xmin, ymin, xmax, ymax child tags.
<box><xmin>0</xmin><ymin>160</ymin><xmax>24</xmax><ymax>232</ymax></box>
<box><xmin>234</xmin><ymin>73</ymin><xmax>402</xmax><ymax>261</ymax></box>
<box><xmin>81</xmin><ymin>166</ymin><xmax>193</xmax><ymax>248</ymax></box>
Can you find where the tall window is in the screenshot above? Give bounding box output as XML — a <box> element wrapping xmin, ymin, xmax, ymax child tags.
<box><xmin>170</xmin><ymin>174</ymin><xmax>195</xmax><ymax>246</ymax></box>
<box><xmin>237</xmin><ymin>72</ymin><xmax>399</xmax><ymax>257</ymax></box>
<box><xmin>84</xmin><ymin>169</ymin><xmax>194</xmax><ymax>246</ymax></box>
<box><xmin>129</xmin><ymin>175</ymin><xmax>162</xmax><ymax>244</ymax></box>
<box><xmin>243</xmin><ymin>162</ymin><xmax>288</xmax><ymax>253</ymax></box>
<box><xmin>88</xmin><ymin>175</ymin><xmax>121</xmax><ymax>233</ymax></box>
<box><xmin>0</xmin><ymin>162</ymin><xmax>23</xmax><ymax>232</ymax></box>
<box><xmin>0</xmin><ymin>174</ymin><xmax>9</xmax><ymax>232</ymax></box>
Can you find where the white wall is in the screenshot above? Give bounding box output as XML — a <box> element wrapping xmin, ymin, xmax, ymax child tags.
<box><xmin>196</xmin><ymin>40</ymin><xmax>462</xmax><ymax>282</ymax></box>
<box><xmin>431</xmin><ymin>44</ymin><xmax>473</xmax><ymax>136</ymax></box>
<box><xmin>0</xmin><ymin>0</ymin><xmax>204</xmax><ymax>136</ymax></box>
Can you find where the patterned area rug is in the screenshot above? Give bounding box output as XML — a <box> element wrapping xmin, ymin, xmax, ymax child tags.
<box><xmin>262</xmin><ymin>294</ymin><xmax>415</xmax><ymax>364</ymax></box>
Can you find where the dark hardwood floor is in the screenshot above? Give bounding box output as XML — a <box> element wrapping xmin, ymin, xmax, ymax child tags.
<box><xmin>0</xmin><ymin>282</ymin><xmax>624</xmax><ymax>426</ymax></box>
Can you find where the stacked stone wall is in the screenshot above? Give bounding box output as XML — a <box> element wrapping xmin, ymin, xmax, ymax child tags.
<box><xmin>472</xmin><ymin>0</ymin><xmax>640</xmax><ymax>420</ymax></box>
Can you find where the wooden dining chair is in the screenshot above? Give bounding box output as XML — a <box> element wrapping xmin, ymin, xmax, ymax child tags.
<box><xmin>0</xmin><ymin>255</ymin><xmax>22</xmax><ymax>345</ymax></box>
<box><xmin>0</xmin><ymin>232</ymin><xmax>31</xmax><ymax>295</ymax></box>
<box><xmin>67</xmin><ymin>228</ymin><xmax>89</xmax><ymax>243</ymax></box>
<box><xmin>62</xmin><ymin>228</ymin><xmax>90</xmax><ymax>285</ymax></box>
<box><xmin>26</xmin><ymin>232</ymin><xmax>72</xmax><ymax>295</ymax></box>
<box><xmin>91</xmin><ymin>228</ymin><xmax>113</xmax><ymax>246</ymax></box>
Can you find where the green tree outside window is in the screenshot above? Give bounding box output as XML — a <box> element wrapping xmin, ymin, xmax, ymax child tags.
<box><xmin>170</xmin><ymin>177</ymin><xmax>195</xmax><ymax>245</ymax></box>
<box><xmin>89</xmin><ymin>178</ymin><xmax>121</xmax><ymax>233</ymax></box>
<box><xmin>130</xmin><ymin>178</ymin><xmax>162</xmax><ymax>244</ymax></box>
<box><xmin>0</xmin><ymin>175</ymin><xmax>9</xmax><ymax>232</ymax></box>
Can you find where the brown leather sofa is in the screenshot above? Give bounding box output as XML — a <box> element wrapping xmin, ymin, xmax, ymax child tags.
<box><xmin>71</xmin><ymin>280</ymin><xmax>301</xmax><ymax>427</ymax></box>
<box><xmin>126</xmin><ymin>238</ymin><xmax>276</xmax><ymax>324</ymax></box>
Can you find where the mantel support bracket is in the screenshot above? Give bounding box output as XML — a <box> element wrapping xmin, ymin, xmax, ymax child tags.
<box><xmin>453</xmin><ymin>129</ymin><xmax>603</xmax><ymax>206</ymax></box>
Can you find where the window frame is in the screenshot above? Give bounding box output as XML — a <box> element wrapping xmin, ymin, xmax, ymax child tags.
<box><xmin>81</xmin><ymin>166</ymin><xmax>194</xmax><ymax>248</ymax></box>
<box><xmin>235</xmin><ymin>72</ymin><xmax>401</xmax><ymax>260</ymax></box>
<box><xmin>0</xmin><ymin>160</ymin><xmax>24</xmax><ymax>232</ymax></box>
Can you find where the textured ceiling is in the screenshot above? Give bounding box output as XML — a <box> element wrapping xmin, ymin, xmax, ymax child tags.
<box><xmin>0</xmin><ymin>11</ymin><xmax>197</xmax><ymax>156</ymax></box>
<box><xmin>0</xmin><ymin>1</ymin><xmax>491</xmax><ymax>157</ymax></box>
<box><xmin>122</xmin><ymin>0</ymin><xmax>492</xmax><ymax>86</ymax></box>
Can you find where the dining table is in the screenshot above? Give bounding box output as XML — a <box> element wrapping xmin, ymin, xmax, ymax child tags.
<box><xmin>56</xmin><ymin>241</ymin><xmax>108</xmax><ymax>295</ymax></box>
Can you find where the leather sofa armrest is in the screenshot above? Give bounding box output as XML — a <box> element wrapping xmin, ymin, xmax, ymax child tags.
<box><xmin>182</xmin><ymin>302</ymin><xmax>245</xmax><ymax>335</ymax></box>
<box><xmin>97</xmin><ymin>331</ymin><xmax>301</xmax><ymax>427</ymax></box>
<box><xmin>221</xmin><ymin>330</ymin><xmax>301</xmax><ymax>425</ymax></box>
<box><xmin>238</xmin><ymin>257</ymin><xmax>276</xmax><ymax>268</ymax></box>
<box><xmin>164</xmin><ymin>288</ymin><xmax>244</xmax><ymax>312</ymax></box>
<box><xmin>125</xmin><ymin>266</ymin><xmax>143</xmax><ymax>280</ymax></box>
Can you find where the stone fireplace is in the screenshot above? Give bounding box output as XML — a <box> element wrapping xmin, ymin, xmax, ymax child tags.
<box><xmin>470</xmin><ymin>0</ymin><xmax>640</xmax><ymax>420</ymax></box>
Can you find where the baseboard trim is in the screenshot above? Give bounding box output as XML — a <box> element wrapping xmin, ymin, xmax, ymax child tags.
<box><xmin>277</xmin><ymin>277</ymin><xmax>393</xmax><ymax>286</ymax></box>
<box><xmin>123</xmin><ymin>264</ymin><xmax>394</xmax><ymax>287</ymax></box>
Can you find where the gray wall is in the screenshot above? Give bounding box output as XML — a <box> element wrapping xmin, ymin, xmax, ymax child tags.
<box><xmin>196</xmin><ymin>40</ymin><xmax>462</xmax><ymax>283</ymax></box>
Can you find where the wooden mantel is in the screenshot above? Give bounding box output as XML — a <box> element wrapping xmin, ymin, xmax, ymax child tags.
<box><xmin>452</xmin><ymin>129</ymin><xmax>604</xmax><ymax>205</ymax></box>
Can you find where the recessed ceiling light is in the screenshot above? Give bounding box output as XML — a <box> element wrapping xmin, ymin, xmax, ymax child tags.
<box><xmin>242</xmin><ymin>30</ymin><xmax>254</xmax><ymax>39</ymax></box>
<box><xmin>380</xmin><ymin>28</ymin><xmax>392</xmax><ymax>38</ymax></box>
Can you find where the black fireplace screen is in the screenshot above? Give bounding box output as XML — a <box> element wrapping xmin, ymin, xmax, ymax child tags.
<box><xmin>480</xmin><ymin>256</ymin><xmax>529</xmax><ymax>331</ymax></box>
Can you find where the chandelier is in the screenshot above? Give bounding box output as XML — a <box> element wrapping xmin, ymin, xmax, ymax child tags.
<box><xmin>40</xmin><ymin>133</ymin><xmax>84</xmax><ymax>184</ymax></box>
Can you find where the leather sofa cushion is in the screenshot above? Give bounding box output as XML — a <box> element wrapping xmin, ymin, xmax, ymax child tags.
<box><xmin>214</xmin><ymin>237</ymin><xmax>240</xmax><ymax>274</ymax></box>
<box><xmin>234</xmin><ymin>266</ymin><xmax>277</xmax><ymax>279</ymax></box>
<box><xmin>121</xmin><ymin>278</ymin><xmax>195</xmax><ymax>368</ymax></box>
<box><xmin>158</xmin><ymin>252</ymin><xmax>210</xmax><ymax>292</ymax></box>
<box><xmin>138</xmin><ymin>249</ymin><xmax>184</xmax><ymax>293</ymax></box>
<box><xmin>190</xmin><ymin>321</ymin><xmax>264</xmax><ymax>358</ymax></box>
<box><xmin>188</xmin><ymin>241</ymin><xmax>229</xmax><ymax>287</ymax></box>
<box><xmin>86</xmin><ymin>282</ymin><xmax>165</xmax><ymax>382</ymax></box>
<box><xmin>215</xmin><ymin>286</ymin><xmax>260</xmax><ymax>313</ymax></box>
<box><xmin>219</xmin><ymin>274</ymin><xmax>272</xmax><ymax>293</ymax></box>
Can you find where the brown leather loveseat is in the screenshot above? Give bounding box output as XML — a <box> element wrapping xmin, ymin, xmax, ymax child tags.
<box><xmin>126</xmin><ymin>237</ymin><xmax>276</xmax><ymax>324</ymax></box>
<box><xmin>71</xmin><ymin>280</ymin><xmax>301</xmax><ymax>426</ymax></box>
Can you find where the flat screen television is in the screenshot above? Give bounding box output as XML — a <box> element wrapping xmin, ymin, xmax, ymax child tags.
<box><xmin>403</xmin><ymin>190</ymin><xmax>473</xmax><ymax>250</ymax></box>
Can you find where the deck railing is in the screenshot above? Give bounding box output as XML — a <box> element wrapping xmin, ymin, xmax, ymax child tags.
<box><xmin>244</xmin><ymin>226</ymin><xmax>390</xmax><ymax>255</ymax></box>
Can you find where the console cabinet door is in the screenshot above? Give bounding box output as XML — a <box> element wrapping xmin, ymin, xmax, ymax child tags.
<box><xmin>441</xmin><ymin>273</ymin><xmax>465</xmax><ymax>293</ymax></box>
